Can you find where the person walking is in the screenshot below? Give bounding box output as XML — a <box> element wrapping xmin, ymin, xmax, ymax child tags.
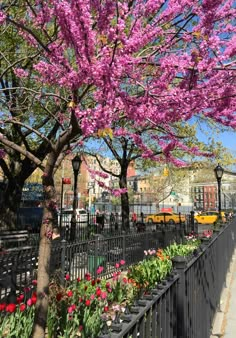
<box><xmin>110</xmin><ymin>212</ymin><xmax>115</xmax><ymax>232</ymax></box>
<box><xmin>131</xmin><ymin>212</ymin><xmax>137</xmax><ymax>227</ymax></box>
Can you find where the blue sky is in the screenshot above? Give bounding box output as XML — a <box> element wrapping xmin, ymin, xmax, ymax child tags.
<box><xmin>196</xmin><ymin>128</ymin><xmax>236</xmax><ymax>157</ymax></box>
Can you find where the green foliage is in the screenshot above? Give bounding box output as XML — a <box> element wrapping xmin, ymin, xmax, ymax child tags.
<box><xmin>0</xmin><ymin>242</ymin><xmax>201</xmax><ymax>337</ymax></box>
<box><xmin>127</xmin><ymin>249</ymin><xmax>172</xmax><ymax>292</ymax></box>
<box><xmin>163</xmin><ymin>241</ymin><xmax>199</xmax><ymax>259</ymax></box>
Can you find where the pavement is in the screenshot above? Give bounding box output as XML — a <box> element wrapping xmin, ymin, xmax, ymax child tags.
<box><xmin>211</xmin><ymin>249</ymin><xmax>236</xmax><ymax>338</ymax></box>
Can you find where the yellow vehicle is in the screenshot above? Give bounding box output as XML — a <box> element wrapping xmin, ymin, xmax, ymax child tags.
<box><xmin>194</xmin><ymin>211</ymin><xmax>226</xmax><ymax>224</ymax></box>
<box><xmin>145</xmin><ymin>212</ymin><xmax>186</xmax><ymax>225</ymax></box>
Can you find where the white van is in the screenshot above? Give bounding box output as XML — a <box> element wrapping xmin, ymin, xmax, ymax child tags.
<box><xmin>75</xmin><ymin>208</ymin><xmax>88</xmax><ymax>223</ymax></box>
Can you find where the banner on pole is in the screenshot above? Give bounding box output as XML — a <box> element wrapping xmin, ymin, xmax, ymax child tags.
<box><xmin>62</xmin><ymin>178</ymin><xmax>71</xmax><ymax>184</ymax></box>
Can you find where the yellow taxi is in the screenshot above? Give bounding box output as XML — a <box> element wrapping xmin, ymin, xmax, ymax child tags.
<box><xmin>194</xmin><ymin>211</ymin><xmax>226</xmax><ymax>224</ymax></box>
<box><xmin>145</xmin><ymin>212</ymin><xmax>186</xmax><ymax>225</ymax></box>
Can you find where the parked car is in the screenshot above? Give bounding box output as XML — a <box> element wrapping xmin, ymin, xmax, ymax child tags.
<box><xmin>145</xmin><ymin>212</ymin><xmax>186</xmax><ymax>224</ymax></box>
<box><xmin>58</xmin><ymin>208</ymin><xmax>88</xmax><ymax>227</ymax></box>
<box><xmin>194</xmin><ymin>211</ymin><xmax>226</xmax><ymax>224</ymax></box>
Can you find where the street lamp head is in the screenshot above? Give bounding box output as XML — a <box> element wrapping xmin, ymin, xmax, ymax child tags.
<box><xmin>214</xmin><ymin>163</ymin><xmax>224</xmax><ymax>181</ymax></box>
<box><xmin>72</xmin><ymin>154</ymin><xmax>82</xmax><ymax>172</ymax></box>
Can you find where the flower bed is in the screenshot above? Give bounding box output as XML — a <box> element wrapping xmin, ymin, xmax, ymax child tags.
<box><xmin>0</xmin><ymin>237</ymin><xmax>203</xmax><ymax>338</ymax></box>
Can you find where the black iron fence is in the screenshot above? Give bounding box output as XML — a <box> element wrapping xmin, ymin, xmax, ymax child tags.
<box><xmin>59</xmin><ymin>211</ymin><xmax>189</xmax><ymax>241</ymax></box>
<box><xmin>0</xmin><ymin>228</ymin><xmax>183</xmax><ymax>301</ymax></box>
<box><xmin>1</xmin><ymin>221</ymin><xmax>235</xmax><ymax>337</ymax></box>
<box><xmin>97</xmin><ymin>221</ymin><xmax>236</xmax><ymax>338</ymax></box>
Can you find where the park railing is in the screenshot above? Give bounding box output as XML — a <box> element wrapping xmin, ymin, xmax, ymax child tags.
<box><xmin>1</xmin><ymin>221</ymin><xmax>235</xmax><ymax>337</ymax></box>
<box><xmin>0</xmin><ymin>228</ymin><xmax>183</xmax><ymax>301</ymax></box>
<box><xmin>97</xmin><ymin>221</ymin><xmax>236</xmax><ymax>338</ymax></box>
<box><xmin>59</xmin><ymin>211</ymin><xmax>188</xmax><ymax>241</ymax></box>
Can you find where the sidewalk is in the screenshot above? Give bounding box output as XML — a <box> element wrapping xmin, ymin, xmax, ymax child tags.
<box><xmin>211</xmin><ymin>249</ymin><xmax>236</xmax><ymax>338</ymax></box>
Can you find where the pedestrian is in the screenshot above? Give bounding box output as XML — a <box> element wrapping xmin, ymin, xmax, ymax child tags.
<box><xmin>140</xmin><ymin>212</ymin><xmax>144</xmax><ymax>223</ymax></box>
<box><xmin>115</xmin><ymin>212</ymin><xmax>119</xmax><ymax>231</ymax></box>
<box><xmin>52</xmin><ymin>226</ymin><xmax>61</xmax><ymax>242</ymax></box>
<box><xmin>131</xmin><ymin>212</ymin><xmax>137</xmax><ymax>227</ymax></box>
<box><xmin>96</xmin><ymin>209</ymin><xmax>103</xmax><ymax>233</ymax></box>
<box><xmin>110</xmin><ymin>212</ymin><xmax>115</xmax><ymax>231</ymax></box>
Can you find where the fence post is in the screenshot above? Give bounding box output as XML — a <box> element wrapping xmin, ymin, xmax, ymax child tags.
<box><xmin>172</xmin><ymin>256</ymin><xmax>187</xmax><ymax>338</ymax></box>
<box><xmin>122</xmin><ymin>233</ymin><xmax>126</xmax><ymax>262</ymax></box>
<box><xmin>145</xmin><ymin>231</ymin><xmax>149</xmax><ymax>250</ymax></box>
<box><xmin>60</xmin><ymin>239</ymin><xmax>67</xmax><ymax>285</ymax></box>
<box><xmin>8</xmin><ymin>256</ymin><xmax>18</xmax><ymax>303</ymax></box>
<box><xmin>94</xmin><ymin>234</ymin><xmax>99</xmax><ymax>279</ymax></box>
<box><xmin>190</xmin><ymin>211</ymin><xmax>195</xmax><ymax>233</ymax></box>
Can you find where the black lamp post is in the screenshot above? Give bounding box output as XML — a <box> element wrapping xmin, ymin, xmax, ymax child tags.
<box><xmin>70</xmin><ymin>154</ymin><xmax>82</xmax><ymax>241</ymax></box>
<box><xmin>214</xmin><ymin>164</ymin><xmax>224</xmax><ymax>220</ymax></box>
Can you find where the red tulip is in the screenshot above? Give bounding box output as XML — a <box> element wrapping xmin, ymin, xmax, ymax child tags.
<box><xmin>0</xmin><ymin>303</ymin><xmax>6</xmax><ymax>311</ymax></box>
<box><xmin>96</xmin><ymin>288</ymin><xmax>101</xmax><ymax>297</ymax></box>
<box><xmin>85</xmin><ymin>299</ymin><xmax>91</xmax><ymax>306</ymax></box>
<box><xmin>17</xmin><ymin>294</ymin><xmax>24</xmax><ymax>304</ymax></box>
<box><xmin>56</xmin><ymin>293</ymin><xmax>63</xmax><ymax>301</ymax></box>
<box><xmin>20</xmin><ymin>304</ymin><xmax>26</xmax><ymax>312</ymax></box>
<box><xmin>6</xmin><ymin>303</ymin><xmax>16</xmax><ymax>313</ymax></box>
<box><xmin>67</xmin><ymin>290</ymin><xmax>73</xmax><ymax>297</ymax></box>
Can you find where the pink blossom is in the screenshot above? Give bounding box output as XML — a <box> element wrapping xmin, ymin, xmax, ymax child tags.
<box><xmin>120</xmin><ymin>260</ymin><xmax>125</xmax><ymax>266</ymax></box>
<box><xmin>97</xmin><ymin>266</ymin><xmax>104</xmax><ymax>274</ymax></box>
<box><xmin>14</xmin><ymin>68</ymin><xmax>29</xmax><ymax>78</ymax></box>
<box><xmin>0</xmin><ymin>11</ymin><xmax>6</xmax><ymax>24</ymax></box>
<box><xmin>27</xmin><ymin>298</ymin><xmax>33</xmax><ymax>307</ymax></box>
<box><xmin>68</xmin><ymin>304</ymin><xmax>76</xmax><ymax>313</ymax></box>
<box><xmin>101</xmin><ymin>291</ymin><xmax>107</xmax><ymax>299</ymax></box>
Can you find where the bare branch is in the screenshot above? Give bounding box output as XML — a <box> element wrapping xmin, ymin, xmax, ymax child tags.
<box><xmin>4</xmin><ymin>119</ymin><xmax>55</xmax><ymax>151</ymax></box>
<box><xmin>0</xmin><ymin>86</ymin><xmax>68</xmax><ymax>103</ymax></box>
<box><xmin>0</xmin><ymin>133</ymin><xmax>44</xmax><ymax>169</ymax></box>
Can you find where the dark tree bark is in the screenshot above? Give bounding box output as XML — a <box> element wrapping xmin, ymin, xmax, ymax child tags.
<box><xmin>119</xmin><ymin>166</ymin><xmax>130</xmax><ymax>230</ymax></box>
<box><xmin>32</xmin><ymin>173</ymin><xmax>57</xmax><ymax>338</ymax></box>
<box><xmin>0</xmin><ymin>178</ymin><xmax>24</xmax><ymax>230</ymax></box>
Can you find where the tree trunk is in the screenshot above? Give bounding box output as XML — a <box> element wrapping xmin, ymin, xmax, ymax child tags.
<box><xmin>119</xmin><ymin>172</ymin><xmax>130</xmax><ymax>230</ymax></box>
<box><xmin>32</xmin><ymin>174</ymin><xmax>57</xmax><ymax>338</ymax></box>
<box><xmin>0</xmin><ymin>180</ymin><xmax>23</xmax><ymax>230</ymax></box>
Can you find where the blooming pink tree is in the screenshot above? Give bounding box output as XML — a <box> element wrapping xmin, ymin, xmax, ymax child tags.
<box><xmin>0</xmin><ymin>0</ymin><xmax>235</xmax><ymax>336</ymax></box>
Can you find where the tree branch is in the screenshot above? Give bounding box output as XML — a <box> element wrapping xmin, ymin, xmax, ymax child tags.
<box><xmin>0</xmin><ymin>133</ymin><xmax>44</xmax><ymax>168</ymax></box>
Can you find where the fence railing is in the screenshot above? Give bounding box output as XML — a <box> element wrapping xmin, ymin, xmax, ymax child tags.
<box><xmin>97</xmin><ymin>221</ymin><xmax>236</xmax><ymax>338</ymax></box>
<box><xmin>1</xmin><ymin>221</ymin><xmax>235</xmax><ymax>337</ymax></box>
<box><xmin>0</xmin><ymin>228</ymin><xmax>183</xmax><ymax>301</ymax></box>
<box><xmin>58</xmin><ymin>211</ymin><xmax>189</xmax><ymax>241</ymax></box>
